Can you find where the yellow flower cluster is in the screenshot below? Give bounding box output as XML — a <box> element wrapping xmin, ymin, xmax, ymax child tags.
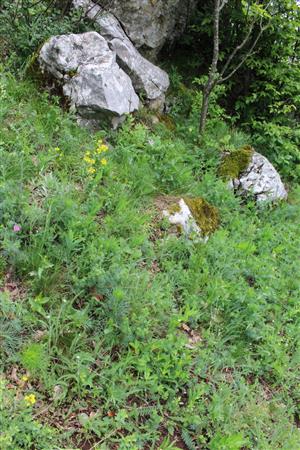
<box><xmin>96</xmin><ymin>139</ymin><xmax>108</xmax><ymax>167</ymax></box>
<box><xmin>83</xmin><ymin>139</ymin><xmax>109</xmax><ymax>176</ymax></box>
<box><xmin>24</xmin><ymin>393</ymin><xmax>36</xmax><ymax>406</ymax></box>
<box><xmin>53</xmin><ymin>146</ymin><xmax>63</xmax><ymax>160</ymax></box>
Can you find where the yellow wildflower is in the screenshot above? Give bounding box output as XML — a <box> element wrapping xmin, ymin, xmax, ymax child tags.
<box><xmin>21</xmin><ymin>375</ymin><xmax>29</xmax><ymax>382</ymax></box>
<box><xmin>85</xmin><ymin>151</ymin><xmax>91</xmax><ymax>156</ymax></box>
<box><xmin>97</xmin><ymin>144</ymin><xmax>108</xmax><ymax>153</ymax></box>
<box><xmin>24</xmin><ymin>394</ymin><xmax>36</xmax><ymax>406</ymax></box>
<box><xmin>87</xmin><ymin>167</ymin><xmax>96</xmax><ymax>174</ymax></box>
<box><xmin>100</xmin><ymin>158</ymin><xmax>108</xmax><ymax>166</ymax></box>
<box><xmin>84</xmin><ymin>156</ymin><xmax>96</xmax><ymax>165</ymax></box>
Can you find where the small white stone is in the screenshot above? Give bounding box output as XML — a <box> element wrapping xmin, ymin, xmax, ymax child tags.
<box><xmin>163</xmin><ymin>198</ymin><xmax>208</xmax><ymax>242</ymax></box>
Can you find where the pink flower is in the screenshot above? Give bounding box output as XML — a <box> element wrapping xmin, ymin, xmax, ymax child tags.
<box><xmin>13</xmin><ymin>224</ymin><xmax>21</xmax><ymax>232</ymax></box>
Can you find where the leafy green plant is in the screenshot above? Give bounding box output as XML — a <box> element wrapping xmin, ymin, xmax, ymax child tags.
<box><xmin>251</xmin><ymin>120</ymin><xmax>300</xmax><ymax>182</ymax></box>
<box><xmin>20</xmin><ymin>343</ymin><xmax>48</xmax><ymax>375</ymax></box>
<box><xmin>209</xmin><ymin>432</ymin><xmax>248</xmax><ymax>450</ymax></box>
<box><xmin>0</xmin><ymin>377</ymin><xmax>58</xmax><ymax>450</ymax></box>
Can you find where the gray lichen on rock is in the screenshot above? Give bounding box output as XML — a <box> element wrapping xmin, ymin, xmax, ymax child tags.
<box><xmin>219</xmin><ymin>146</ymin><xmax>287</xmax><ymax>202</ymax></box>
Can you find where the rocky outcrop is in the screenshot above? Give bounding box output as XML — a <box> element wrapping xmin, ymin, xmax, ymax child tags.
<box><xmin>73</xmin><ymin>0</ymin><xmax>196</xmax><ymax>59</ymax></box>
<box><xmin>219</xmin><ymin>147</ymin><xmax>287</xmax><ymax>202</ymax></box>
<box><xmin>156</xmin><ymin>196</ymin><xmax>219</xmax><ymax>242</ymax></box>
<box><xmin>232</xmin><ymin>152</ymin><xmax>288</xmax><ymax>202</ymax></box>
<box><xmin>72</xmin><ymin>0</ymin><xmax>169</xmax><ymax>103</ymax></box>
<box><xmin>38</xmin><ymin>32</ymin><xmax>139</xmax><ymax>123</ymax></box>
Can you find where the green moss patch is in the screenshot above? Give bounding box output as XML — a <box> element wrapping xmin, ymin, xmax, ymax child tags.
<box><xmin>67</xmin><ymin>69</ymin><xmax>78</xmax><ymax>78</ymax></box>
<box><xmin>218</xmin><ymin>145</ymin><xmax>254</xmax><ymax>180</ymax></box>
<box><xmin>157</xmin><ymin>113</ymin><xmax>176</xmax><ymax>131</ymax></box>
<box><xmin>184</xmin><ymin>197</ymin><xmax>220</xmax><ymax>236</ymax></box>
<box><xmin>168</xmin><ymin>202</ymin><xmax>181</xmax><ymax>215</ymax></box>
<box><xmin>154</xmin><ymin>196</ymin><xmax>219</xmax><ymax>238</ymax></box>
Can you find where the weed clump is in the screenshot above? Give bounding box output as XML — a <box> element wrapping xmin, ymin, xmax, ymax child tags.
<box><xmin>219</xmin><ymin>145</ymin><xmax>254</xmax><ymax>180</ymax></box>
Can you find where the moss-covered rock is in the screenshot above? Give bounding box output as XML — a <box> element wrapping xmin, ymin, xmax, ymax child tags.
<box><xmin>219</xmin><ymin>146</ymin><xmax>287</xmax><ymax>202</ymax></box>
<box><xmin>184</xmin><ymin>197</ymin><xmax>219</xmax><ymax>236</ymax></box>
<box><xmin>155</xmin><ymin>195</ymin><xmax>219</xmax><ymax>241</ymax></box>
<box><xmin>218</xmin><ymin>145</ymin><xmax>254</xmax><ymax>180</ymax></box>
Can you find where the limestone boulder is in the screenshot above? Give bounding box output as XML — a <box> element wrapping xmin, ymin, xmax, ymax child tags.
<box><xmin>219</xmin><ymin>147</ymin><xmax>287</xmax><ymax>202</ymax></box>
<box><xmin>89</xmin><ymin>0</ymin><xmax>197</xmax><ymax>59</ymax></box>
<box><xmin>38</xmin><ymin>32</ymin><xmax>139</xmax><ymax>122</ymax></box>
<box><xmin>234</xmin><ymin>152</ymin><xmax>287</xmax><ymax>202</ymax></box>
<box><xmin>72</xmin><ymin>0</ymin><xmax>169</xmax><ymax>101</ymax></box>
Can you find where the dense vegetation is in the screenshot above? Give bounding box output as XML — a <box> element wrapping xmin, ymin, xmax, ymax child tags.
<box><xmin>0</xmin><ymin>1</ymin><xmax>299</xmax><ymax>449</ymax></box>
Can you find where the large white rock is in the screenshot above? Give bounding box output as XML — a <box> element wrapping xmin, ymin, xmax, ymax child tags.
<box><xmin>72</xmin><ymin>0</ymin><xmax>169</xmax><ymax>101</ymax></box>
<box><xmin>82</xmin><ymin>0</ymin><xmax>197</xmax><ymax>59</ymax></box>
<box><xmin>38</xmin><ymin>32</ymin><xmax>139</xmax><ymax>121</ymax></box>
<box><xmin>231</xmin><ymin>152</ymin><xmax>287</xmax><ymax>202</ymax></box>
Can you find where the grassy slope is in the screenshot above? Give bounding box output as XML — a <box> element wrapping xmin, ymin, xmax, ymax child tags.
<box><xmin>0</xmin><ymin>70</ymin><xmax>300</xmax><ymax>450</ymax></box>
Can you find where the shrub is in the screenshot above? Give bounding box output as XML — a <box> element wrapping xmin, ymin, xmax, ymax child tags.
<box><xmin>251</xmin><ymin>120</ymin><xmax>300</xmax><ymax>182</ymax></box>
<box><xmin>0</xmin><ymin>0</ymin><xmax>89</xmax><ymax>71</ymax></box>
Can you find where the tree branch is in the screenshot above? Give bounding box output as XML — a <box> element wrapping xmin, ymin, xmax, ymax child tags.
<box><xmin>219</xmin><ymin>21</ymin><xmax>254</xmax><ymax>79</ymax></box>
<box><xmin>220</xmin><ymin>0</ymin><xmax>228</xmax><ymax>12</ymax></box>
<box><xmin>218</xmin><ymin>21</ymin><xmax>269</xmax><ymax>84</ymax></box>
<box><xmin>210</xmin><ymin>0</ymin><xmax>220</xmax><ymax>84</ymax></box>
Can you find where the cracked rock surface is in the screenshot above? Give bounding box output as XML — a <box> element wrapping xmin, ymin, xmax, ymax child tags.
<box><xmin>72</xmin><ymin>0</ymin><xmax>169</xmax><ymax>101</ymax></box>
<box><xmin>39</xmin><ymin>32</ymin><xmax>139</xmax><ymax>121</ymax></box>
<box><xmin>75</xmin><ymin>0</ymin><xmax>196</xmax><ymax>58</ymax></box>
<box><xmin>231</xmin><ymin>152</ymin><xmax>287</xmax><ymax>202</ymax></box>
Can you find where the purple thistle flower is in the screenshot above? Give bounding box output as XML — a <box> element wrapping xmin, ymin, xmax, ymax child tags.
<box><xmin>13</xmin><ymin>224</ymin><xmax>21</xmax><ymax>232</ymax></box>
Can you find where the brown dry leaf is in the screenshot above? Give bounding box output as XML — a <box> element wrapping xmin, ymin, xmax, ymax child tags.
<box><xmin>11</xmin><ymin>367</ymin><xmax>19</xmax><ymax>383</ymax></box>
<box><xmin>31</xmin><ymin>156</ymin><xmax>39</xmax><ymax>166</ymax></box>
<box><xmin>90</xmin><ymin>287</ymin><xmax>105</xmax><ymax>301</ymax></box>
<box><xmin>0</xmin><ymin>272</ymin><xmax>27</xmax><ymax>301</ymax></box>
<box><xmin>53</xmin><ymin>385</ymin><xmax>63</xmax><ymax>401</ymax></box>
<box><xmin>181</xmin><ymin>323</ymin><xmax>191</xmax><ymax>333</ymax></box>
<box><xmin>33</xmin><ymin>329</ymin><xmax>46</xmax><ymax>341</ymax></box>
<box><xmin>180</xmin><ymin>323</ymin><xmax>202</xmax><ymax>349</ymax></box>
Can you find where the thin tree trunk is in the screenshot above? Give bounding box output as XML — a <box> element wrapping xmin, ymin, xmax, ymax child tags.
<box><xmin>199</xmin><ymin>0</ymin><xmax>220</xmax><ymax>133</ymax></box>
<box><xmin>199</xmin><ymin>87</ymin><xmax>211</xmax><ymax>134</ymax></box>
<box><xmin>198</xmin><ymin>0</ymin><xmax>268</xmax><ymax>134</ymax></box>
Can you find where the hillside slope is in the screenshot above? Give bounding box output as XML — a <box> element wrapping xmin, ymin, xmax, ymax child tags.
<box><xmin>0</xmin><ymin>71</ymin><xmax>300</xmax><ymax>449</ymax></box>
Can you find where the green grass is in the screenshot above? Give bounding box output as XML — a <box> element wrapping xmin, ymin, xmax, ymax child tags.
<box><xmin>0</xmin><ymin>69</ymin><xmax>299</xmax><ymax>450</ymax></box>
